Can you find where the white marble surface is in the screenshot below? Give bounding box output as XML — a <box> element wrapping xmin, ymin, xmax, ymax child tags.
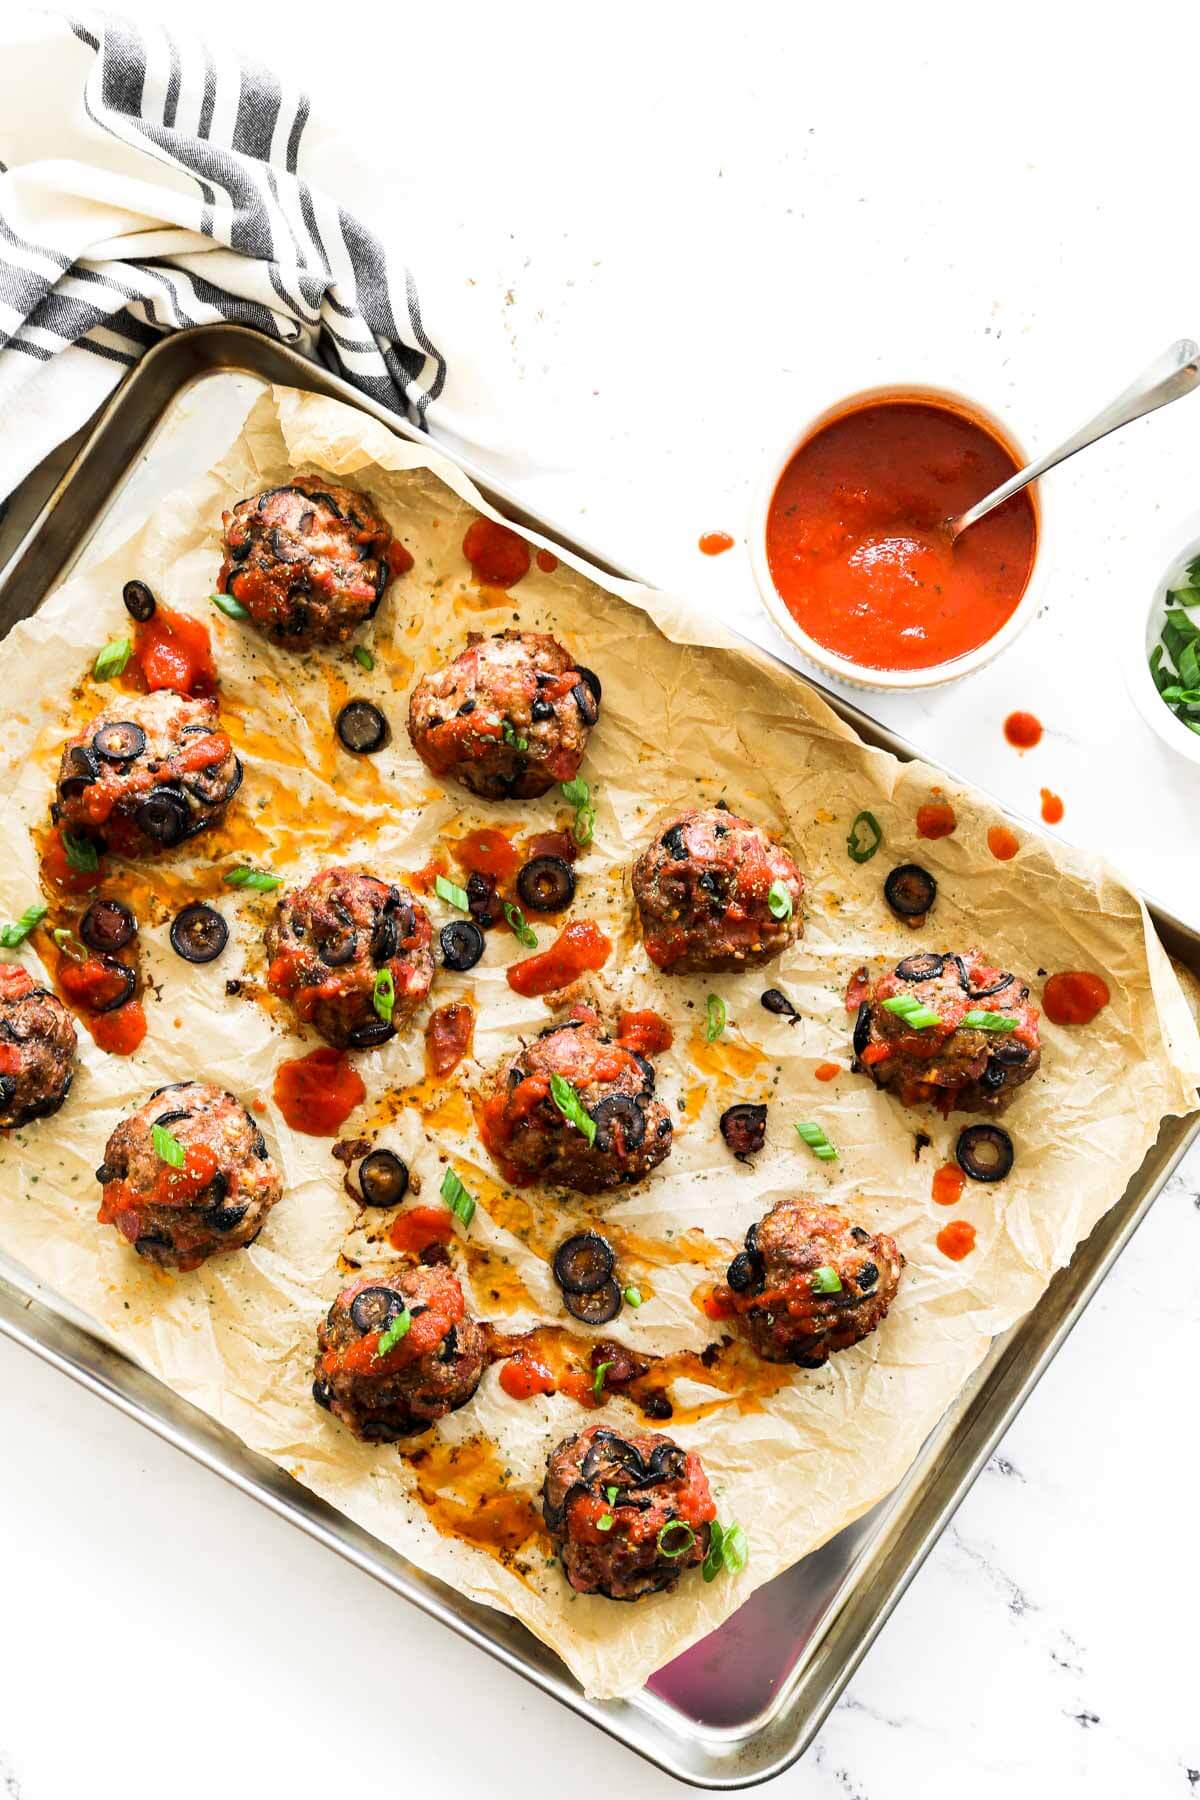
<box><xmin>3</xmin><ymin>1</ymin><xmax>1200</xmax><ymax>1794</ymax></box>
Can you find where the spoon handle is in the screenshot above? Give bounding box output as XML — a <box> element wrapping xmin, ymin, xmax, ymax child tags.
<box><xmin>953</xmin><ymin>338</ymin><xmax>1200</xmax><ymax>537</ymax></box>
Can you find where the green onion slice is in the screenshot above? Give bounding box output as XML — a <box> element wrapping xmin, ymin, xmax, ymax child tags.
<box><xmin>353</xmin><ymin>645</ymin><xmax>375</xmax><ymax>672</ymax></box>
<box><xmin>62</xmin><ymin>832</ymin><xmax>100</xmax><ymax>873</ymax></box>
<box><xmin>882</xmin><ymin>993</ymin><xmax>942</xmax><ymax>1030</ymax></box>
<box><xmin>561</xmin><ymin>776</ymin><xmax>595</xmax><ymax>847</ymax></box>
<box><xmin>501</xmin><ymin>719</ymin><xmax>529</xmax><ymax>752</ymax></box>
<box><xmin>52</xmin><ymin>927</ymin><xmax>85</xmax><ymax>960</ymax></box>
<box><xmin>767</xmin><ymin>880</ymin><xmax>793</xmax><ymax>921</ymax></box>
<box><xmin>93</xmin><ymin>637</ymin><xmax>132</xmax><ymax>681</ymax></box>
<box><xmin>435</xmin><ymin>873</ymin><xmax>470</xmax><ymax>913</ymax></box>
<box><xmin>0</xmin><ymin>902</ymin><xmax>48</xmax><ymax>948</ymax></box>
<box><xmin>705</xmin><ymin>993</ymin><xmax>726</xmax><ymax>1041</ymax></box>
<box><xmin>960</xmin><ymin>1010</ymin><xmax>1018</xmax><ymax>1033</ymax></box>
<box><xmin>623</xmin><ymin>1285</ymin><xmax>643</xmax><ymax>1309</ymax></box>
<box><xmin>811</xmin><ymin>1264</ymin><xmax>843</xmax><ymax>1294</ymax></box>
<box><xmin>796</xmin><ymin>1120</ymin><xmax>838</xmax><ymax>1161</ymax></box>
<box><xmin>440</xmin><ymin>1167</ymin><xmax>476</xmax><ymax>1229</ymax></box>
<box><xmin>375</xmin><ymin>1308</ymin><xmax>412</xmax><ymax>1358</ymax></box>
<box><xmin>549</xmin><ymin>1072</ymin><xmax>597</xmax><ymax>1145</ymax></box>
<box><xmin>702</xmin><ymin>1519</ymin><xmax>750</xmax><ymax>1582</ymax></box>
<box><xmin>592</xmin><ymin>1359</ymin><xmax>613</xmax><ymax>1398</ymax></box>
<box><xmin>503</xmin><ymin>901</ymin><xmax>538</xmax><ymax>948</ymax></box>
<box><xmin>373</xmin><ymin>968</ymin><xmax>395</xmax><ymax>1025</ymax></box>
<box><xmin>224</xmin><ymin>865</ymin><xmax>282</xmax><ymax>892</ymax></box>
<box><xmin>657</xmin><ymin>1520</ymin><xmax>696</xmax><ymax>1559</ymax></box>
<box><xmin>151</xmin><ymin>1123</ymin><xmax>186</xmax><ymax>1168</ymax></box>
<box><xmin>846</xmin><ymin>809</ymin><xmax>883</xmax><ymax>864</ymax></box>
<box><xmin>605</xmin><ymin>1485</ymin><xmax>619</xmax><ymax>1504</ymax></box>
<box><xmin>211</xmin><ymin>590</ymin><xmax>250</xmax><ymax>621</ymax></box>
<box><xmin>596</xmin><ymin>1512</ymin><xmax>614</xmax><ymax>1532</ymax></box>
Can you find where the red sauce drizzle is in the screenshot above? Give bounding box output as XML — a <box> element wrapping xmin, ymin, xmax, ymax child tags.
<box><xmin>499</xmin><ymin>1353</ymin><xmax>558</xmax><ymax>1401</ymax></box>
<box><xmin>425</xmin><ymin>1003</ymin><xmax>474</xmax><ymax>1078</ymax></box>
<box><xmin>916</xmin><ymin>802</ymin><xmax>957</xmax><ymax>840</ymax></box>
<box><xmin>1004</xmin><ymin>710</ymin><xmax>1043</xmax><ymax>750</ymax></box>
<box><xmin>535</xmin><ymin>549</ymin><xmax>559</xmax><ymax>574</ymax></box>
<box><xmin>814</xmin><ymin>1061</ymin><xmax>840</xmax><ymax>1082</ymax></box>
<box><xmin>455</xmin><ymin>827</ymin><xmax>521</xmax><ymax>884</ymax></box>
<box><xmin>388</xmin><ymin>539</ymin><xmax>415</xmax><ymax>576</ymax></box>
<box><xmin>1040</xmin><ymin>788</ymin><xmax>1064</xmax><ymax>825</ymax></box>
<box><xmin>462</xmin><ymin>518</ymin><xmax>531</xmax><ymax>588</ymax></box>
<box><xmin>273</xmin><ymin>1047</ymin><xmax>365</xmax><ymax>1135</ymax></box>
<box><xmin>131</xmin><ymin>605</ymin><xmax>217</xmax><ymax>697</ymax></box>
<box><xmin>932</xmin><ymin>1162</ymin><xmax>966</xmax><ymax>1206</ymax></box>
<box><xmin>388</xmin><ymin>1206</ymin><xmax>455</xmax><ymax>1254</ymax></box>
<box><xmin>936</xmin><ymin>1220</ymin><xmax>977</xmax><ymax>1260</ymax></box>
<box><xmin>699</xmin><ymin>532</ymin><xmax>735</xmax><ymax>556</ymax></box>
<box><xmin>616</xmin><ymin>1009</ymin><xmax>674</xmax><ymax>1056</ymax></box>
<box><xmin>506</xmin><ymin>920</ymin><xmax>611</xmax><ymax>997</ymax></box>
<box><xmin>1042</xmin><ymin>972</ymin><xmax>1110</xmax><ymax>1027</ymax></box>
<box><xmin>987</xmin><ymin>825</ymin><xmax>1020</xmax><ymax>861</ymax></box>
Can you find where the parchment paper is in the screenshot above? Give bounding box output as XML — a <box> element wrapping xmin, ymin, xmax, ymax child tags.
<box><xmin>1</xmin><ymin>385</ymin><xmax>1197</xmax><ymax>1700</ymax></box>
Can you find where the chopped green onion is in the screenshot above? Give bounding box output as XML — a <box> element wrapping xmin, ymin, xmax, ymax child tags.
<box><xmin>596</xmin><ymin>1513</ymin><xmax>614</xmax><ymax>1532</ymax></box>
<box><xmin>795</xmin><ymin>1121</ymin><xmax>838</xmax><ymax>1162</ymax></box>
<box><xmin>1186</xmin><ymin>555</ymin><xmax>1200</xmax><ymax>585</ymax></box>
<box><xmin>657</xmin><ymin>1521</ymin><xmax>696</xmax><ymax>1559</ymax></box>
<box><xmin>440</xmin><ymin>1167</ymin><xmax>476</xmax><ymax>1229</ymax></box>
<box><xmin>211</xmin><ymin>590</ymin><xmax>249</xmax><ymax>621</ymax></box>
<box><xmin>353</xmin><ymin>645</ymin><xmax>375</xmax><ymax>672</ymax></box>
<box><xmin>767</xmin><ymin>880</ymin><xmax>793</xmax><ymax>922</ymax></box>
<box><xmin>549</xmin><ymin>1072</ymin><xmax>597</xmax><ymax>1145</ymax></box>
<box><xmin>375</xmin><ymin>1308</ymin><xmax>412</xmax><ymax>1358</ymax></box>
<box><xmin>224</xmin><ymin>865</ymin><xmax>282</xmax><ymax>892</ymax></box>
<box><xmin>434</xmin><ymin>873</ymin><xmax>470</xmax><ymax>912</ymax></box>
<box><xmin>0</xmin><ymin>902</ymin><xmax>48</xmax><ymax>948</ymax></box>
<box><xmin>151</xmin><ymin>1123</ymin><xmax>186</xmax><ymax>1168</ymax></box>
<box><xmin>501</xmin><ymin>719</ymin><xmax>529</xmax><ymax>752</ymax></box>
<box><xmin>373</xmin><ymin>968</ymin><xmax>395</xmax><ymax>1025</ymax></box>
<box><xmin>605</xmin><ymin>1485</ymin><xmax>619</xmax><ymax>1504</ymax></box>
<box><xmin>846</xmin><ymin>809</ymin><xmax>883</xmax><ymax>864</ymax></box>
<box><xmin>960</xmin><ymin>1010</ymin><xmax>1019</xmax><ymax>1033</ymax></box>
<box><xmin>561</xmin><ymin>776</ymin><xmax>595</xmax><ymax>847</ymax></box>
<box><xmin>811</xmin><ymin>1264</ymin><xmax>843</xmax><ymax>1294</ymax></box>
<box><xmin>705</xmin><ymin>993</ymin><xmax>726</xmax><ymax>1041</ymax></box>
<box><xmin>52</xmin><ymin>927</ymin><xmax>85</xmax><ymax>960</ymax></box>
<box><xmin>703</xmin><ymin>1519</ymin><xmax>749</xmax><ymax>1582</ymax></box>
<box><xmin>61</xmin><ymin>832</ymin><xmax>99</xmax><ymax>873</ymax></box>
<box><xmin>882</xmin><ymin>993</ymin><xmax>942</xmax><ymax>1030</ymax></box>
<box><xmin>503</xmin><ymin>901</ymin><xmax>538</xmax><ymax>948</ymax></box>
<box><xmin>623</xmin><ymin>1285</ymin><xmax>643</xmax><ymax>1309</ymax></box>
<box><xmin>93</xmin><ymin>637</ymin><xmax>132</xmax><ymax>681</ymax></box>
<box><xmin>592</xmin><ymin>1359</ymin><xmax>613</xmax><ymax>1398</ymax></box>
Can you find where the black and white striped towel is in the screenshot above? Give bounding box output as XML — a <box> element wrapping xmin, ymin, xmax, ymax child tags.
<box><xmin>0</xmin><ymin>11</ymin><xmax>453</xmax><ymax>502</ymax></box>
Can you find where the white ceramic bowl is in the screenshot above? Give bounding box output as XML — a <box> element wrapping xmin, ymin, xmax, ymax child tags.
<box><xmin>1126</xmin><ymin>525</ymin><xmax>1200</xmax><ymax>767</ymax></box>
<box><xmin>747</xmin><ymin>381</ymin><xmax>1050</xmax><ymax>693</ymax></box>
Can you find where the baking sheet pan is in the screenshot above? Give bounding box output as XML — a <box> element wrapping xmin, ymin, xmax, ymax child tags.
<box><xmin>2</xmin><ymin>325</ymin><xmax>1197</xmax><ymax>1786</ymax></box>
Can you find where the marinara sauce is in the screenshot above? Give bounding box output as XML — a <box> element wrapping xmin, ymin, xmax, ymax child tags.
<box><xmin>765</xmin><ymin>398</ymin><xmax>1036</xmax><ymax>672</ymax></box>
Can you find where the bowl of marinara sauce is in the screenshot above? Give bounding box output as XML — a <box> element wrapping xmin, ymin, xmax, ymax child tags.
<box><xmin>749</xmin><ymin>386</ymin><xmax>1045</xmax><ymax>690</ymax></box>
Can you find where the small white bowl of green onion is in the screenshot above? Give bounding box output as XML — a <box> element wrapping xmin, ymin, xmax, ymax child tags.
<box><xmin>1135</xmin><ymin>542</ymin><xmax>1200</xmax><ymax>765</ymax></box>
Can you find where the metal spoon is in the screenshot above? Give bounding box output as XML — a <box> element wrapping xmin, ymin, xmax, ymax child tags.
<box><xmin>945</xmin><ymin>338</ymin><xmax>1200</xmax><ymax>541</ymax></box>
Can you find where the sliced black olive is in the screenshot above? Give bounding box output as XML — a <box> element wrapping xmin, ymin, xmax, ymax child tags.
<box><xmin>955</xmin><ymin>1124</ymin><xmax>1014</xmax><ymax>1183</ymax></box>
<box><xmin>858</xmin><ymin>1260</ymin><xmax>879</xmax><ymax>1291</ymax></box>
<box><xmin>92</xmin><ymin>957</ymin><xmax>136</xmax><ymax>1013</ymax></box>
<box><xmin>966</xmin><ymin>973</ymin><xmax>1016</xmax><ymax>1001</ymax></box>
<box><xmin>229</xmin><ymin>538</ymin><xmax>252</xmax><ymax>564</ymax></box>
<box><xmin>530</xmin><ymin>697</ymin><xmax>555</xmax><ymax>723</ymax></box>
<box><xmin>576</xmin><ymin>666</ymin><xmax>602</xmax><ymax>706</ymax></box>
<box><xmin>59</xmin><ymin>744</ymin><xmax>100</xmax><ymax>798</ymax></box>
<box><xmin>203</xmin><ymin>1201</ymin><xmax>249</xmax><ymax>1234</ymax></box>
<box><xmin>182</xmin><ymin>755</ymin><xmax>243</xmax><ymax>807</ymax></box>
<box><xmin>335</xmin><ymin>699</ymin><xmax>388</xmax><ymax>755</ymax></box>
<box><xmin>884</xmin><ymin>863</ymin><xmax>937</xmax><ymax>920</ymax></box>
<box><xmin>760</xmin><ymin>987</ymin><xmax>800</xmax><ymax>1023</ymax></box>
<box><xmin>581</xmin><ymin>1430</ymin><xmax>646</xmax><ymax>1484</ymax></box>
<box><xmin>80</xmin><ymin>898</ymin><xmax>136</xmax><ymax>954</ymax></box>
<box><xmin>853</xmin><ymin>1000</ymin><xmax>872</xmax><ymax>1060</ymax></box>
<box><xmin>719</xmin><ymin>1102</ymin><xmax>768</xmax><ymax>1161</ymax></box>
<box><xmin>564</xmin><ymin>1278</ymin><xmax>623</xmax><ymax>1325</ymax></box>
<box><xmin>456</xmin><ymin>699</ymin><xmax>476</xmax><ymax>716</ymax></box>
<box><xmin>319</xmin><ymin>928</ymin><xmax>359</xmax><ymax>966</ymax></box>
<box><xmin>639</xmin><ymin>1389</ymin><xmax>674</xmax><ymax>1421</ymax></box>
<box><xmin>592</xmin><ymin>1094</ymin><xmax>646</xmax><ymax>1154</ymax></box>
<box><xmin>553</xmin><ymin>1231</ymin><xmax>615</xmax><ymax>1295</ymax></box>
<box><xmin>350</xmin><ymin>1286</ymin><xmax>408</xmax><ymax>1334</ymax></box>
<box><xmin>438</xmin><ymin>1323</ymin><xmax>459</xmax><ymax>1363</ymax></box>
<box><xmin>0</xmin><ymin>1075</ymin><xmax>16</xmax><ymax>1114</ymax></box>
<box><xmin>979</xmin><ymin>1060</ymin><xmax>1009</xmax><ymax>1094</ymax></box>
<box><xmin>440</xmin><ymin>919</ymin><xmax>484</xmax><ymax>972</ymax></box>
<box><xmin>369</xmin><ymin>890</ymin><xmax>404</xmax><ymax>964</ymax></box>
<box><xmin>134</xmin><ymin>785</ymin><xmax>191</xmax><ymax>846</ymax></box>
<box><xmin>640</xmin><ymin>1441</ymin><xmax>686</xmax><ymax>1486</ymax></box>
<box><xmin>269</xmin><ymin>525</ymin><xmax>308</xmax><ymax>566</ymax></box>
<box><xmin>122</xmin><ymin>579</ymin><xmax>157</xmax><ymax>622</ymax></box>
<box><xmin>312</xmin><ymin>1376</ymin><xmax>333</xmax><ymax>1410</ymax></box>
<box><xmin>571</xmin><ymin>682</ymin><xmax>600</xmax><ymax>727</ymax></box>
<box><xmin>516</xmin><ymin>855</ymin><xmax>575</xmax><ymax>914</ymax></box>
<box><xmin>358</xmin><ymin>1149</ymin><xmax>409</xmax><ymax>1207</ymax></box>
<box><xmin>991</xmin><ymin>1038</ymin><xmax>1030</xmax><ymax>1066</ymax></box>
<box><xmin>661</xmin><ymin>823</ymin><xmax>688</xmax><ymax>859</ymax></box>
<box><xmin>169</xmin><ymin>902</ymin><xmax>228</xmax><ymax>964</ymax></box>
<box><xmin>726</xmin><ymin>1248</ymin><xmax>763</xmax><ymax>1292</ymax></box>
<box><xmin>631</xmin><ymin>1051</ymin><xmax>655</xmax><ymax>1092</ymax></box>
<box><xmin>466</xmin><ymin>870</ymin><xmax>504</xmax><ymax>928</ymax></box>
<box><xmin>346</xmin><ymin>1016</ymin><xmax>394</xmax><ymax>1049</ymax></box>
<box><xmin>92</xmin><ymin>721</ymin><xmax>146</xmax><ymax>763</ymax></box>
<box><xmin>697</xmin><ymin>870</ymin><xmax>722</xmax><ymax>904</ymax></box>
<box><xmin>301</xmin><ymin>487</ymin><xmax>344</xmax><ymax>520</ymax></box>
<box><xmin>895</xmin><ymin>952</ymin><xmax>945</xmax><ymax>982</ymax></box>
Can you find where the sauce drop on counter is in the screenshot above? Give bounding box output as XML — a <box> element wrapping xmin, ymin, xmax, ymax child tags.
<box><xmin>506</xmin><ymin>919</ymin><xmax>611</xmax><ymax>996</ymax></box>
<box><xmin>86</xmin><ymin>998</ymin><xmax>147</xmax><ymax>1056</ymax></box>
<box><xmin>453</xmin><ymin>826</ymin><xmax>521</xmax><ymax>884</ymax></box>
<box><xmin>1042</xmin><ymin>971</ymin><xmax>1110</xmax><ymax>1026</ymax></box>
<box><xmin>132</xmin><ymin>605</ymin><xmax>217</xmax><ymax>697</ymax></box>
<box><xmin>699</xmin><ymin>531</ymin><xmax>735</xmax><ymax>556</ymax></box>
<box><xmin>616</xmin><ymin>1009</ymin><xmax>674</xmax><ymax>1056</ymax></box>
<box><xmin>535</xmin><ymin>548</ymin><xmax>559</xmax><ymax>574</ymax></box>
<box><xmin>814</xmin><ymin>1061</ymin><xmax>840</xmax><ymax>1082</ymax></box>
<box><xmin>936</xmin><ymin>1219</ymin><xmax>977</xmax><ymax>1260</ymax></box>
<box><xmin>987</xmin><ymin>824</ymin><xmax>1020</xmax><ymax>861</ymax></box>
<box><xmin>425</xmin><ymin>1002</ymin><xmax>474</xmax><ymax>1078</ymax></box>
<box><xmin>1040</xmin><ymin>788</ymin><xmax>1064</xmax><ymax>825</ymax></box>
<box><xmin>274</xmin><ymin>1046</ymin><xmax>365</xmax><ymax>1135</ymax></box>
<box><xmin>932</xmin><ymin>1162</ymin><xmax>966</xmax><ymax>1207</ymax></box>
<box><xmin>388</xmin><ymin>538</ymin><xmax>415</xmax><ymax>576</ymax></box>
<box><xmin>1004</xmin><ymin>710</ymin><xmax>1043</xmax><ymax>750</ymax></box>
<box><xmin>388</xmin><ymin>1206</ymin><xmax>456</xmax><ymax>1254</ymax></box>
<box><xmin>916</xmin><ymin>802</ymin><xmax>957</xmax><ymax>840</ymax></box>
<box><xmin>40</xmin><ymin>827</ymin><xmax>105</xmax><ymax>897</ymax></box>
<box><xmin>462</xmin><ymin>518</ymin><xmax>531</xmax><ymax>589</ymax></box>
<box><xmin>499</xmin><ymin>1352</ymin><xmax>558</xmax><ymax>1401</ymax></box>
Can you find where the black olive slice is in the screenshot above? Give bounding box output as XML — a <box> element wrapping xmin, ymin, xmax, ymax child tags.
<box><xmin>350</xmin><ymin>1286</ymin><xmax>408</xmax><ymax>1334</ymax></box>
<box><xmin>182</xmin><ymin>755</ymin><xmax>243</xmax><ymax>807</ymax></box>
<box><xmin>92</xmin><ymin>956</ymin><xmax>137</xmax><ymax>1013</ymax></box>
<box><xmin>640</xmin><ymin>1441</ymin><xmax>686</xmax><ymax>1486</ymax></box>
<box><xmin>978</xmin><ymin>1061</ymin><xmax>1008</xmax><ymax>1094</ymax></box>
<box><xmin>92</xmin><ymin>721</ymin><xmax>146</xmax><ymax>763</ymax></box>
<box><xmin>564</xmin><ymin>1278</ymin><xmax>623</xmax><ymax>1325</ymax></box>
<box><xmin>516</xmin><ymin>855</ymin><xmax>575</xmax><ymax>913</ymax></box>
<box><xmin>80</xmin><ymin>898</ymin><xmax>137</xmax><ymax>954</ymax></box>
<box><xmin>571</xmin><ymin>682</ymin><xmax>600</xmax><ymax>727</ymax></box>
<box><xmin>318</xmin><ymin>928</ymin><xmax>359</xmax><ymax>967</ymax></box>
<box><xmin>895</xmin><ymin>952</ymin><xmax>945</xmax><ymax>982</ymax></box>
<box><xmin>553</xmin><ymin>1231</ymin><xmax>615</xmax><ymax>1295</ymax></box>
<box><xmin>466</xmin><ymin>870</ymin><xmax>504</xmax><ymax>928</ymax></box>
<box><xmin>853</xmin><ymin>1000</ymin><xmax>872</xmax><ymax>1060</ymax></box>
<box><xmin>440</xmin><ymin>919</ymin><xmax>485</xmax><ymax>971</ymax></box>
<box><xmin>169</xmin><ymin>902</ymin><xmax>229</xmax><ymax>964</ymax></box>
<box><xmin>884</xmin><ymin>863</ymin><xmax>937</xmax><ymax>920</ymax></box>
<box><xmin>991</xmin><ymin>1038</ymin><xmax>1030</xmax><ymax>1066</ymax></box>
<box><xmin>592</xmin><ymin>1094</ymin><xmax>646</xmax><ymax>1153</ymax></box>
<box><xmin>269</xmin><ymin>525</ymin><xmax>309</xmax><ymax>566</ymax></box>
<box><xmin>346</xmin><ymin>1016</ymin><xmax>394</xmax><ymax>1049</ymax></box>
<box><xmin>336</xmin><ymin>700</ymin><xmax>388</xmax><ymax>755</ymax></box>
<box><xmin>576</xmin><ymin>666</ymin><xmax>602</xmax><ymax>705</ymax></box>
<box><xmin>530</xmin><ymin>697</ymin><xmax>555</xmax><ymax>723</ymax></box>
<box><xmin>134</xmin><ymin>785</ymin><xmax>191</xmax><ymax>846</ymax></box>
<box><xmin>857</xmin><ymin>1260</ymin><xmax>879</xmax><ymax>1292</ymax></box>
<box><xmin>370</xmin><ymin>891</ymin><xmax>404</xmax><ymax>964</ymax></box>
<box><xmin>955</xmin><ymin>1124</ymin><xmax>1014</xmax><ymax>1183</ymax></box>
<box><xmin>59</xmin><ymin>744</ymin><xmax>100</xmax><ymax>798</ymax></box>
<box><xmin>661</xmin><ymin>822</ymin><xmax>688</xmax><ymax>859</ymax></box>
<box><xmin>312</xmin><ymin>1376</ymin><xmax>333</xmax><ymax>1410</ymax></box>
<box><xmin>630</xmin><ymin>1051</ymin><xmax>655</xmax><ymax>1092</ymax></box>
<box><xmin>122</xmin><ymin>579</ymin><xmax>157</xmax><ymax>622</ymax></box>
<box><xmin>438</xmin><ymin>1323</ymin><xmax>459</xmax><ymax>1362</ymax></box>
<box><xmin>581</xmin><ymin>1430</ymin><xmax>647</xmax><ymax>1484</ymax></box>
<box><xmin>719</xmin><ymin>1102</ymin><xmax>768</xmax><ymax>1161</ymax></box>
<box><xmin>966</xmin><ymin>973</ymin><xmax>1016</xmax><ymax>1000</ymax></box>
<box><xmin>203</xmin><ymin>1201</ymin><xmax>249</xmax><ymax>1234</ymax></box>
<box><xmin>358</xmin><ymin>1149</ymin><xmax>409</xmax><ymax>1207</ymax></box>
<box><xmin>726</xmin><ymin>1248</ymin><xmax>763</xmax><ymax>1292</ymax></box>
<box><xmin>760</xmin><ymin>987</ymin><xmax>800</xmax><ymax>1023</ymax></box>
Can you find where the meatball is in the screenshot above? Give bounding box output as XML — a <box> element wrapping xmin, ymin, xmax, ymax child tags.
<box><xmin>718</xmin><ymin>1198</ymin><xmax>903</xmax><ymax>1367</ymax></box>
<box><xmin>313</xmin><ymin>1263</ymin><xmax>485</xmax><ymax>1441</ymax></box>
<box><xmin>632</xmin><ymin>805</ymin><xmax>804</xmax><ymax>974</ymax></box>
<box><xmin>54</xmin><ymin>690</ymin><xmax>242</xmax><ymax>857</ymax></box>
<box><xmin>0</xmin><ymin>964</ymin><xmax>77</xmax><ymax>1128</ymax></box>
<box><xmin>542</xmin><ymin>1423</ymin><xmax>716</xmax><ymax>1600</ymax></box>
<box><xmin>851</xmin><ymin>949</ymin><xmax>1042</xmax><ymax>1114</ymax></box>
<box><xmin>216</xmin><ymin>479</ymin><xmax>396</xmax><ymax>650</ymax></box>
<box><xmin>264</xmin><ymin>869</ymin><xmax>434</xmax><ymax>1049</ymax></box>
<box><xmin>407</xmin><ymin>630</ymin><xmax>598</xmax><ymax>800</ymax></box>
<box><xmin>479</xmin><ymin>1003</ymin><xmax>673</xmax><ymax>1193</ymax></box>
<box><xmin>96</xmin><ymin>1080</ymin><xmax>282</xmax><ymax>1271</ymax></box>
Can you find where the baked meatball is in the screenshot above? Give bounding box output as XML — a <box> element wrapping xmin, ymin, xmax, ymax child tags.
<box><xmin>96</xmin><ymin>1080</ymin><xmax>282</xmax><ymax>1271</ymax></box>
<box><xmin>542</xmin><ymin>1423</ymin><xmax>716</xmax><ymax>1600</ymax></box>
<box><xmin>0</xmin><ymin>964</ymin><xmax>77</xmax><ymax>1128</ymax></box>
<box><xmin>479</xmin><ymin>1003</ymin><xmax>673</xmax><ymax>1193</ymax></box>
<box><xmin>265</xmin><ymin>869</ymin><xmax>434</xmax><ymax>1049</ymax></box>
<box><xmin>313</xmin><ymin>1263</ymin><xmax>485</xmax><ymax>1441</ymax></box>
<box><xmin>216</xmin><ymin>479</ymin><xmax>397</xmax><ymax>650</ymax></box>
<box><xmin>718</xmin><ymin>1198</ymin><xmax>903</xmax><ymax>1368</ymax></box>
<box><xmin>632</xmin><ymin>805</ymin><xmax>804</xmax><ymax>974</ymax></box>
<box><xmin>851</xmin><ymin>949</ymin><xmax>1042</xmax><ymax>1114</ymax></box>
<box><xmin>407</xmin><ymin>630</ymin><xmax>599</xmax><ymax>800</ymax></box>
<box><xmin>54</xmin><ymin>690</ymin><xmax>242</xmax><ymax>857</ymax></box>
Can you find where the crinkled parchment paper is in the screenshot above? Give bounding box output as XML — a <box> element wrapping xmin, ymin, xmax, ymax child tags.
<box><xmin>1</xmin><ymin>386</ymin><xmax>1197</xmax><ymax>1700</ymax></box>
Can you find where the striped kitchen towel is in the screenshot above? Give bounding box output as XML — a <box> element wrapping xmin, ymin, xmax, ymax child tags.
<box><xmin>0</xmin><ymin>11</ymin><xmax>454</xmax><ymax>503</ymax></box>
